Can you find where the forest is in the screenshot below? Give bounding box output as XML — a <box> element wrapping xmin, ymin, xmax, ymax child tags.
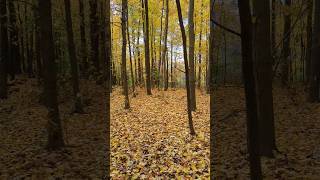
<box><xmin>0</xmin><ymin>0</ymin><xmax>320</xmax><ymax>179</ymax></box>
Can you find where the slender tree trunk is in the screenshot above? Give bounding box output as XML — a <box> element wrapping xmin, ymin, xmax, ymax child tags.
<box><xmin>127</xmin><ymin>20</ymin><xmax>135</xmax><ymax>95</ymax></box>
<box><xmin>271</xmin><ymin>0</ymin><xmax>276</xmax><ymax>58</ymax></box>
<box><xmin>176</xmin><ymin>0</ymin><xmax>196</xmax><ymax>136</ymax></box>
<box><xmin>33</xmin><ymin>1</ymin><xmax>42</xmax><ymax>83</ymax></box>
<box><xmin>253</xmin><ymin>0</ymin><xmax>277</xmax><ymax>157</ymax></box>
<box><xmin>8</xmin><ymin>1</ymin><xmax>20</xmax><ymax>79</ymax></box>
<box><xmin>90</xmin><ymin>0</ymin><xmax>100</xmax><ymax>73</ymax></box>
<box><xmin>64</xmin><ymin>0</ymin><xmax>83</xmax><ymax>113</ymax></box>
<box><xmin>282</xmin><ymin>0</ymin><xmax>292</xmax><ymax>86</ymax></box>
<box><xmin>238</xmin><ymin>0</ymin><xmax>262</xmax><ymax>178</ymax></box>
<box><xmin>79</xmin><ymin>0</ymin><xmax>88</xmax><ymax>77</ymax></box>
<box><xmin>188</xmin><ymin>0</ymin><xmax>196</xmax><ymax>111</ymax></box>
<box><xmin>0</xmin><ymin>0</ymin><xmax>8</xmax><ymax>99</ymax></box>
<box><xmin>136</xmin><ymin>20</ymin><xmax>143</xmax><ymax>86</ymax></box>
<box><xmin>209</xmin><ymin>1</ymin><xmax>215</xmax><ymax>177</ymax></box>
<box><xmin>39</xmin><ymin>0</ymin><xmax>65</xmax><ymax>150</ymax></box>
<box><xmin>306</xmin><ymin>0</ymin><xmax>313</xmax><ymax>83</ymax></box>
<box><xmin>157</xmin><ymin>0</ymin><xmax>164</xmax><ymax>89</ymax></box>
<box><xmin>104</xmin><ymin>0</ymin><xmax>111</xmax><ymax>176</ymax></box>
<box><xmin>121</xmin><ymin>0</ymin><xmax>130</xmax><ymax>109</ymax></box>
<box><xmin>309</xmin><ymin>0</ymin><xmax>320</xmax><ymax>102</ymax></box>
<box><xmin>143</xmin><ymin>0</ymin><xmax>152</xmax><ymax>95</ymax></box>
<box><xmin>197</xmin><ymin>0</ymin><xmax>204</xmax><ymax>89</ymax></box>
<box><xmin>163</xmin><ymin>0</ymin><xmax>169</xmax><ymax>91</ymax></box>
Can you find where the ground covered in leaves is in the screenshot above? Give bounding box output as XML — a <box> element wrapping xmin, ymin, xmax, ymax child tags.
<box><xmin>1</xmin><ymin>76</ymin><xmax>320</xmax><ymax>179</ymax></box>
<box><xmin>111</xmin><ymin>86</ymin><xmax>320</xmax><ymax>179</ymax></box>
<box><xmin>0</xmin><ymin>76</ymin><xmax>107</xmax><ymax>179</ymax></box>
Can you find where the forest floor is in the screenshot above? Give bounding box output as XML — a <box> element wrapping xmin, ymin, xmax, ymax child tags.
<box><xmin>0</xmin><ymin>76</ymin><xmax>107</xmax><ymax>179</ymax></box>
<box><xmin>1</xmin><ymin>76</ymin><xmax>320</xmax><ymax>179</ymax></box>
<box><xmin>111</xmin><ymin>85</ymin><xmax>320</xmax><ymax>179</ymax></box>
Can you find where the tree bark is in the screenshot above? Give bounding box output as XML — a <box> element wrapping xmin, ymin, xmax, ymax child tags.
<box><xmin>64</xmin><ymin>0</ymin><xmax>83</xmax><ymax>113</ymax></box>
<box><xmin>0</xmin><ymin>0</ymin><xmax>8</xmax><ymax>99</ymax></box>
<box><xmin>176</xmin><ymin>0</ymin><xmax>196</xmax><ymax>136</ymax></box>
<box><xmin>90</xmin><ymin>0</ymin><xmax>100</xmax><ymax>73</ymax></box>
<box><xmin>79</xmin><ymin>0</ymin><xmax>88</xmax><ymax>77</ymax></box>
<box><xmin>306</xmin><ymin>0</ymin><xmax>313</xmax><ymax>83</ymax></box>
<box><xmin>121</xmin><ymin>0</ymin><xmax>130</xmax><ymax>109</ymax></box>
<box><xmin>282</xmin><ymin>0</ymin><xmax>292</xmax><ymax>86</ymax></box>
<box><xmin>162</xmin><ymin>0</ymin><xmax>169</xmax><ymax>91</ymax></box>
<box><xmin>309</xmin><ymin>0</ymin><xmax>320</xmax><ymax>102</ymax></box>
<box><xmin>188</xmin><ymin>0</ymin><xmax>196</xmax><ymax>111</ymax></box>
<box><xmin>238</xmin><ymin>0</ymin><xmax>262</xmax><ymax>178</ymax></box>
<box><xmin>253</xmin><ymin>0</ymin><xmax>277</xmax><ymax>157</ymax></box>
<box><xmin>143</xmin><ymin>0</ymin><xmax>152</xmax><ymax>95</ymax></box>
<box><xmin>39</xmin><ymin>0</ymin><xmax>65</xmax><ymax>150</ymax></box>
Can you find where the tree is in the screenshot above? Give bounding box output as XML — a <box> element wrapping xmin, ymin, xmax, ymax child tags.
<box><xmin>127</xmin><ymin>19</ymin><xmax>135</xmax><ymax>95</ymax></box>
<box><xmin>162</xmin><ymin>0</ymin><xmax>169</xmax><ymax>91</ymax></box>
<box><xmin>209</xmin><ymin>0</ymin><xmax>215</xmax><ymax>177</ymax></box>
<box><xmin>197</xmin><ymin>0</ymin><xmax>204</xmax><ymax>89</ymax></box>
<box><xmin>238</xmin><ymin>0</ymin><xmax>262</xmax><ymax>178</ymax></box>
<box><xmin>253</xmin><ymin>0</ymin><xmax>277</xmax><ymax>157</ymax></box>
<box><xmin>282</xmin><ymin>0</ymin><xmax>292</xmax><ymax>86</ymax></box>
<box><xmin>176</xmin><ymin>0</ymin><xmax>196</xmax><ymax>136</ymax></box>
<box><xmin>121</xmin><ymin>0</ymin><xmax>130</xmax><ymax>109</ymax></box>
<box><xmin>0</xmin><ymin>0</ymin><xmax>8</xmax><ymax>99</ymax></box>
<box><xmin>104</xmin><ymin>0</ymin><xmax>112</xmax><ymax>177</ymax></box>
<box><xmin>188</xmin><ymin>0</ymin><xmax>196</xmax><ymax>111</ymax></box>
<box><xmin>39</xmin><ymin>0</ymin><xmax>65</xmax><ymax>150</ymax></box>
<box><xmin>78</xmin><ymin>0</ymin><xmax>88</xmax><ymax>77</ymax></box>
<box><xmin>8</xmin><ymin>0</ymin><xmax>21</xmax><ymax>80</ymax></box>
<box><xmin>143</xmin><ymin>0</ymin><xmax>152</xmax><ymax>95</ymax></box>
<box><xmin>309</xmin><ymin>0</ymin><xmax>320</xmax><ymax>102</ymax></box>
<box><xmin>306</xmin><ymin>0</ymin><xmax>313</xmax><ymax>83</ymax></box>
<box><xmin>89</xmin><ymin>0</ymin><xmax>100</xmax><ymax>73</ymax></box>
<box><xmin>64</xmin><ymin>0</ymin><xmax>83</xmax><ymax>113</ymax></box>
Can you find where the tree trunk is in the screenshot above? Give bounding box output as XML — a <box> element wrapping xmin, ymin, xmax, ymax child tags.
<box><xmin>306</xmin><ymin>0</ymin><xmax>313</xmax><ymax>83</ymax></box>
<box><xmin>309</xmin><ymin>0</ymin><xmax>320</xmax><ymax>102</ymax></box>
<box><xmin>33</xmin><ymin>1</ymin><xmax>42</xmax><ymax>83</ymax></box>
<box><xmin>163</xmin><ymin>0</ymin><xmax>169</xmax><ymax>91</ymax></box>
<box><xmin>176</xmin><ymin>0</ymin><xmax>196</xmax><ymax>136</ymax></box>
<box><xmin>282</xmin><ymin>0</ymin><xmax>291</xmax><ymax>86</ymax></box>
<box><xmin>253</xmin><ymin>0</ymin><xmax>277</xmax><ymax>157</ymax></box>
<box><xmin>89</xmin><ymin>0</ymin><xmax>100</xmax><ymax>73</ymax></box>
<box><xmin>197</xmin><ymin>0</ymin><xmax>204</xmax><ymax>89</ymax></box>
<box><xmin>271</xmin><ymin>0</ymin><xmax>276</xmax><ymax>58</ymax></box>
<box><xmin>121</xmin><ymin>0</ymin><xmax>130</xmax><ymax>109</ymax></box>
<box><xmin>64</xmin><ymin>0</ymin><xmax>83</xmax><ymax>113</ymax></box>
<box><xmin>79</xmin><ymin>0</ymin><xmax>88</xmax><ymax>78</ymax></box>
<box><xmin>39</xmin><ymin>0</ymin><xmax>65</xmax><ymax>150</ymax></box>
<box><xmin>127</xmin><ymin>20</ymin><xmax>135</xmax><ymax>95</ymax></box>
<box><xmin>0</xmin><ymin>0</ymin><xmax>8</xmax><ymax>99</ymax></box>
<box><xmin>104</xmin><ymin>0</ymin><xmax>111</xmax><ymax>176</ymax></box>
<box><xmin>188</xmin><ymin>0</ymin><xmax>196</xmax><ymax>111</ymax></box>
<box><xmin>238</xmin><ymin>0</ymin><xmax>262</xmax><ymax>178</ymax></box>
<box><xmin>143</xmin><ymin>0</ymin><xmax>152</xmax><ymax>95</ymax></box>
<box><xmin>8</xmin><ymin>1</ymin><xmax>20</xmax><ymax>79</ymax></box>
